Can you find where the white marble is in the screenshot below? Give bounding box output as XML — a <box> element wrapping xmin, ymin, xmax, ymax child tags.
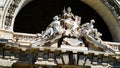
<box><xmin>0</xmin><ymin>0</ymin><xmax>6</xmax><ymax>7</ymax></box>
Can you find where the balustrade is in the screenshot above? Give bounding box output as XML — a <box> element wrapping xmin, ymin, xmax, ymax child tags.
<box><xmin>104</xmin><ymin>41</ymin><xmax>120</xmax><ymax>53</ymax></box>
<box><xmin>13</xmin><ymin>32</ymin><xmax>37</xmax><ymax>43</ymax></box>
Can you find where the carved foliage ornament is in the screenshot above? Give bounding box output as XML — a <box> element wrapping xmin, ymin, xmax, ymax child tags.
<box><xmin>4</xmin><ymin>0</ymin><xmax>21</xmax><ymax>29</ymax></box>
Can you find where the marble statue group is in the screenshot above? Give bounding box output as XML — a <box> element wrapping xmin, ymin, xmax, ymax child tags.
<box><xmin>40</xmin><ymin>7</ymin><xmax>103</xmax><ymax>47</ymax></box>
<box><xmin>42</xmin><ymin>7</ymin><xmax>101</xmax><ymax>40</ymax></box>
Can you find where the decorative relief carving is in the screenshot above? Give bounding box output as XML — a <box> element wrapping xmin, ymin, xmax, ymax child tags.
<box><xmin>13</xmin><ymin>0</ymin><xmax>21</xmax><ymax>4</ymax></box>
<box><xmin>4</xmin><ymin>0</ymin><xmax>21</xmax><ymax>30</ymax></box>
<box><xmin>100</xmin><ymin>0</ymin><xmax>120</xmax><ymax>21</ymax></box>
<box><xmin>5</xmin><ymin>14</ymin><xmax>13</xmax><ymax>26</ymax></box>
<box><xmin>8</xmin><ymin>3</ymin><xmax>18</xmax><ymax>14</ymax></box>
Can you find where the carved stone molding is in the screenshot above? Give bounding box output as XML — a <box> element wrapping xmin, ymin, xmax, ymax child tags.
<box><xmin>100</xmin><ymin>0</ymin><xmax>120</xmax><ymax>22</ymax></box>
<box><xmin>4</xmin><ymin>0</ymin><xmax>21</xmax><ymax>30</ymax></box>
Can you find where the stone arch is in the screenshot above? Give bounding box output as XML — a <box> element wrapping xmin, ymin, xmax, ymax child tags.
<box><xmin>14</xmin><ymin>0</ymin><xmax>113</xmax><ymax>41</ymax></box>
<box><xmin>1</xmin><ymin>0</ymin><xmax>120</xmax><ymax>42</ymax></box>
<box><xmin>0</xmin><ymin>0</ymin><xmax>32</xmax><ymax>31</ymax></box>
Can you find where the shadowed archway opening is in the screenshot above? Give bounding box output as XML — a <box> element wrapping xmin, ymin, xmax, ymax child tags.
<box><xmin>14</xmin><ymin>0</ymin><xmax>113</xmax><ymax>41</ymax></box>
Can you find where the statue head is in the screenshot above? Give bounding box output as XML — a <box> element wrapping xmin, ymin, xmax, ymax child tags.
<box><xmin>67</xmin><ymin>7</ymin><xmax>72</xmax><ymax>13</ymax></box>
<box><xmin>90</xmin><ymin>19</ymin><xmax>95</xmax><ymax>24</ymax></box>
<box><xmin>53</xmin><ymin>16</ymin><xmax>59</xmax><ymax>20</ymax></box>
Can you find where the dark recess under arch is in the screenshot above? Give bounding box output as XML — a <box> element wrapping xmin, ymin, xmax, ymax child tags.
<box><xmin>14</xmin><ymin>0</ymin><xmax>113</xmax><ymax>41</ymax></box>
